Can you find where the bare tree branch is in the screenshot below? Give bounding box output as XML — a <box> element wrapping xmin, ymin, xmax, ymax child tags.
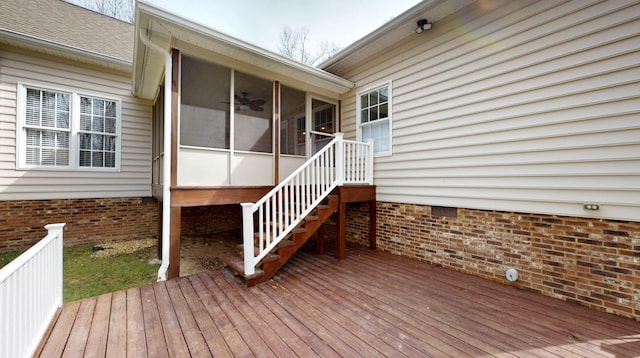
<box><xmin>278</xmin><ymin>26</ymin><xmax>341</xmax><ymax>66</ymax></box>
<box><xmin>67</xmin><ymin>0</ymin><xmax>134</xmax><ymax>23</ymax></box>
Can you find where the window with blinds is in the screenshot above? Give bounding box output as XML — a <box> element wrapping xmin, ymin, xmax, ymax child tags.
<box><xmin>18</xmin><ymin>84</ymin><xmax>120</xmax><ymax>170</ymax></box>
<box><xmin>24</xmin><ymin>88</ymin><xmax>70</xmax><ymax>166</ymax></box>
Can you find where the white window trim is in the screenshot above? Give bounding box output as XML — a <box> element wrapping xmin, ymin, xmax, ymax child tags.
<box><xmin>16</xmin><ymin>82</ymin><xmax>122</xmax><ymax>172</ymax></box>
<box><xmin>356</xmin><ymin>80</ymin><xmax>393</xmax><ymax>157</ymax></box>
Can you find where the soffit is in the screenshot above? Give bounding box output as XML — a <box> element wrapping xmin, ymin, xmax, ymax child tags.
<box><xmin>133</xmin><ymin>1</ymin><xmax>354</xmax><ymax>100</ymax></box>
<box><xmin>320</xmin><ymin>0</ymin><xmax>475</xmax><ymax>76</ymax></box>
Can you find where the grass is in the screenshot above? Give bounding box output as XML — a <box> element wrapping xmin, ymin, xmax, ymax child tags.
<box><xmin>1</xmin><ymin>244</ymin><xmax>160</xmax><ymax>303</ymax></box>
<box><xmin>0</xmin><ymin>250</ymin><xmax>22</xmax><ymax>268</ymax></box>
<box><xmin>63</xmin><ymin>244</ymin><xmax>160</xmax><ymax>302</ymax></box>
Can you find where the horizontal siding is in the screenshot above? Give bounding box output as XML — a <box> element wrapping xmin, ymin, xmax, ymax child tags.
<box><xmin>338</xmin><ymin>0</ymin><xmax>640</xmax><ymax>221</ymax></box>
<box><xmin>0</xmin><ymin>48</ymin><xmax>152</xmax><ymax>200</ymax></box>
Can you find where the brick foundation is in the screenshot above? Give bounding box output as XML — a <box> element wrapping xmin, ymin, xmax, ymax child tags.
<box><xmin>0</xmin><ymin>197</ymin><xmax>158</xmax><ymax>251</ymax></box>
<box><xmin>344</xmin><ymin>201</ymin><xmax>640</xmax><ymax>320</ymax></box>
<box><xmin>181</xmin><ymin>205</ymin><xmax>242</xmax><ymax>239</ymax></box>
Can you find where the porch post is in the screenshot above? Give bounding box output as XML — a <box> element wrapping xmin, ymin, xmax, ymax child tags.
<box><xmin>366</xmin><ymin>138</ymin><xmax>374</xmax><ymax>185</ymax></box>
<box><xmin>168</xmin><ymin>206</ymin><xmax>181</xmax><ymax>279</ymax></box>
<box><xmin>274</xmin><ymin>81</ymin><xmax>280</xmax><ymax>184</ymax></box>
<box><xmin>335</xmin><ymin>199</ymin><xmax>347</xmax><ymax>260</ymax></box>
<box><xmin>335</xmin><ymin>133</ymin><xmax>344</xmax><ymax>186</ymax></box>
<box><xmin>369</xmin><ymin>200</ymin><xmax>377</xmax><ymax>250</ymax></box>
<box><xmin>241</xmin><ymin>203</ymin><xmax>255</xmax><ymax>276</ymax></box>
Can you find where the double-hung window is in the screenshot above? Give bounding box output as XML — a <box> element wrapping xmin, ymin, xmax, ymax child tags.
<box><xmin>18</xmin><ymin>84</ymin><xmax>120</xmax><ymax>170</ymax></box>
<box><xmin>357</xmin><ymin>81</ymin><xmax>392</xmax><ymax>155</ymax></box>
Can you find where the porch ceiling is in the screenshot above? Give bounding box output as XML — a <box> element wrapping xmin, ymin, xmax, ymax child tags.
<box><xmin>133</xmin><ymin>1</ymin><xmax>354</xmax><ymax>100</ymax></box>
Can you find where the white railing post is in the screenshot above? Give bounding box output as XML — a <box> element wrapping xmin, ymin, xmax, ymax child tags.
<box><xmin>366</xmin><ymin>138</ymin><xmax>375</xmax><ymax>185</ymax></box>
<box><xmin>45</xmin><ymin>223</ymin><xmax>66</xmax><ymax>307</ymax></box>
<box><xmin>241</xmin><ymin>203</ymin><xmax>256</xmax><ymax>276</ymax></box>
<box><xmin>335</xmin><ymin>132</ymin><xmax>345</xmax><ymax>186</ymax></box>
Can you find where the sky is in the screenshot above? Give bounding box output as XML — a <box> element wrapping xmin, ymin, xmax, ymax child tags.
<box><xmin>145</xmin><ymin>0</ymin><xmax>423</xmax><ymax>54</ymax></box>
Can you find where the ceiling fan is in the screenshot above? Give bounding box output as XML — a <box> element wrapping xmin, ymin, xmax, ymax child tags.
<box><xmin>234</xmin><ymin>92</ymin><xmax>266</xmax><ymax>112</ymax></box>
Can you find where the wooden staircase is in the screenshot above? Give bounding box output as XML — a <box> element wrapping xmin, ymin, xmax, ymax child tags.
<box><xmin>223</xmin><ymin>195</ymin><xmax>339</xmax><ymax>286</ymax></box>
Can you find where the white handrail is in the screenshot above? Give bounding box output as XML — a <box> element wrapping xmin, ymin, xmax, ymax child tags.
<box><xmin>0</xmin><ymin>223</ymin><xmax>66</xmax><ymax>358</ymax></box>
<box><xmin>241</xmin><ymin>133</ymin><xmax>372</xmax><ymax>275</ymax></box>
<box><xmin>309</xmin><ymin>130</ymin><xmax>335</xmax><ymax>137</ymax></box>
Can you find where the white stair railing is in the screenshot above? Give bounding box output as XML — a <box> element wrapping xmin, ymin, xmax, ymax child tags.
<box><xmin>0</xmin><ymin>223</ymin><xmax>66</xmax><ymax>358</ymax></box>
<box><xmin>241</xmin><ymin>134</ymin><xmax>373</xmax><ymax>276</ymax></box>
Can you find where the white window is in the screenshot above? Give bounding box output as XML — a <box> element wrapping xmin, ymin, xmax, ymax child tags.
<box><xmin>17</xmin><ymin>84</ymin><xmax>121</xmax><ymax>170</ymax></box>
<box><xmin>357</xmin><ymin>81</ymin><xmax>392</xmax><ymax>155</ymax></box>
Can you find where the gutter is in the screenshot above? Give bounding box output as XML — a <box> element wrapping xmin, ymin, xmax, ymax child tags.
<box><xmin>138</xmin><ymin>29</ymin><xmax>173</xmax><ymax>281</ymax></box>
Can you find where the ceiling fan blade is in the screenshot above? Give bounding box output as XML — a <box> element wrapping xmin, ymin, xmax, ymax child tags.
<box><xmin>250</xmin><ymin>99</ymin><xmax>266</xmax><ymax>106</ymax></box>
<box><xmin>234</xmin><ymin>94</ymin><xmax>246</xmax><ymax>104</ymax></box>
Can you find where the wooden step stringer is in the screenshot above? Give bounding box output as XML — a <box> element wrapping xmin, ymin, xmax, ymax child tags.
<box><xmin>224</xmin><ymin>195</ymin><xmax>339</xmax><ymax>286</ymax></box>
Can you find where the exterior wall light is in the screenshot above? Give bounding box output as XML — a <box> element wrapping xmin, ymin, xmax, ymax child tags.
<box><xmin>415</xmin><ymin>19</ymin><xmax>432</xmax><ymax>33</ymax></box>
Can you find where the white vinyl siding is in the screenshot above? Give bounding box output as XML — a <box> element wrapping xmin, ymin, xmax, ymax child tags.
<box><xmin>338</xmin><ymin>0</ymin><xmax>640</xmax><ymax>221</ymax></box>
<box><xmin>0</xmin><ymin>48</ymin><xmax>152</xmax><ymax>200</ymax></box>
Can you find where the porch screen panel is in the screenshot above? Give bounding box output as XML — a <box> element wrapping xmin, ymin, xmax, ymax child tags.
<box><xmin>280</xmin><ymin>86</ymin><xmax>306</xmax><ymax>156</ymax></box>
<box><xmin>180</xmin><ymin>55</ymin><xmax>230</xmax><ymax>149</ymax></box>
<box><xmin>233</xmin><ymin>71</ymin><xmax>272</xmax><ymax>153</ymax></box>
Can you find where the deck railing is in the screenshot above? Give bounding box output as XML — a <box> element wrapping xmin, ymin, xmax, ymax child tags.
<box><xmin>0</xmin><ymin>223</ymin><xmax>66</xmax><ymax>358</ymax></box>
<box><xmin>241</xmin><ymin>134</ymin><xmax>373</xmax><ymax>275</ymax></box>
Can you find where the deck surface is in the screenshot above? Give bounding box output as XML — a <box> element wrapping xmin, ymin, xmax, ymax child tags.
<box><xmin>38</xmin><ymin>245</ymin><xmax>640</xmax><ymax>357</ymax></box>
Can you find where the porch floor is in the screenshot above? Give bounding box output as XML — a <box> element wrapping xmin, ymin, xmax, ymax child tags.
<box><xmin>38</xmin><ymin>245</ymin><xmax>639</xmax><ymax>357</ymax></box>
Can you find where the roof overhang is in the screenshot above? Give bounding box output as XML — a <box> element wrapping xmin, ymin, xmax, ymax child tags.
<box><xmin>320</xmin><ymin>0</ymin><xmax>475</xmax><ymax>75</ymax></box>
<box><xmin>133</xmin><ymin>1</ymin><xmax>354</xmax><ymax>100</ymax></box>
<box><xmin>0</xmin><ymin>29</ymin><xmax>132</xmax><ymax>74</ymax></box>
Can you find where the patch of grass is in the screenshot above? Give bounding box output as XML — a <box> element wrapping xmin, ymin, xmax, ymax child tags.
<box><xmin>0</xmin><ymin>250</ymin><xmax>23</xmax><ymax>269</ymax></box>
<box><xmin>64</xmin><ymin>244</ymin><xmax>160</xmax><ymax>302</ymax></box>
<box><xmin>1</xmin><ymin>243</ymin><xmax>159</xmax><ymax>303</ymax></box>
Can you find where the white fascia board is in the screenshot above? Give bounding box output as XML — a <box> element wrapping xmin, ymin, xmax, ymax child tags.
<box><xmin>134</xmin><ymin>1</ymin><xmax>354</xmax><ymax>97</ymax></box>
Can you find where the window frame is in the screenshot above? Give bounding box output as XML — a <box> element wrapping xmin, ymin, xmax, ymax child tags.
<box><xmin>16</xmin><ymin>82</ymin><xmax>122</xmax><ymax>172</ymax></box>
<box><xmin>356</xmin><ymin>80</ymin><xmax>393</xmax><ymax>157</ymax></box>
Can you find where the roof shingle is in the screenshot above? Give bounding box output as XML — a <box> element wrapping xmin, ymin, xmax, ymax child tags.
<box><xmin>0</xmin><ymin>0</ymin><xmax>133</xmax><ymax>62</ymax></box>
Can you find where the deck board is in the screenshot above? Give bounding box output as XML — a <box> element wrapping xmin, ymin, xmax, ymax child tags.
<box><xmin>106</xmin><ymin>290</ymin><xmax>127</xmax><ymax>358</ymax></box>
<box><xmin>38</xmin><ymin>244</ymin><xmax>640</xmax><ymax>357</ymax></box>
<box><xmin>140</xmin><ymin>284</ymin><xmax>169</xmax><ymax>357</ymax></box>
<box><xmin>84</xmin><ymin>294</ymin><xmax>110</xmax><ymax>357</ymax></box>
<box><xmin>124</xmin><ymin>287</ymin><xmax>147</xmax><ymax>357</ymax></box>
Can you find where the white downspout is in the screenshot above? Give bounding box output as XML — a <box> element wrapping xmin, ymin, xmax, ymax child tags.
<box><xmin>138</xmin><ymin>29</ymin><xmax>172</xmax><ymax>281</ymax></box>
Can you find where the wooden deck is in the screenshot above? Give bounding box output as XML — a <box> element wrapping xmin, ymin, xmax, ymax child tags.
<box><xmin>37</xmin><ymin>245</ymin><xmax>640</xmax><ymax>357</ymax></box>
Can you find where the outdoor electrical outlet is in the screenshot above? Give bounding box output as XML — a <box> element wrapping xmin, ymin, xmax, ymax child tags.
<box><xmin>583</xmin><ymin>203</ymin><xmax>600</xmax><ymax>211</ymax></box>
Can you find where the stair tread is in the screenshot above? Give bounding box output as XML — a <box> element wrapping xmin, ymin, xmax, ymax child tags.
<box><xmin>292</xmin><ymin>227</ymin><xmax>307</xmax><ymax>234</ymax></box>
<box><xmin>236</xmin><ymin>244</ymin><xmax>281</xmax><ymax>262</ymax></box>
<box><xmin>222</xmin><ymin>255</ymin><xmax>264</xmax><ymax>280</ymax></box>
<box><xmin>277</xmin><ymin>240</ymin><xmax>295</xmax><ymax>248</ymax></box>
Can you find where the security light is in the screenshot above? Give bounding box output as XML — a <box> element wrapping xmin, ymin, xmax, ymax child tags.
<box><xmin>415</xmin><ymin>19</ymin><xmax>432</xmax><ymax>33</ymax></box>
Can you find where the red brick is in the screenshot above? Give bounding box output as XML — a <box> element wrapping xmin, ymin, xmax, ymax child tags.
<box><xmin>345</xmin><ymin>202</ymin><xmax>640</xmax><ymax>321</ymax></box>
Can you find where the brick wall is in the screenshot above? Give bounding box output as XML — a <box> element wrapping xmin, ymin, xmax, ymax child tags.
<box><xmin>0</xmin><ymin>198</ymin><xmax>158</xmax><ymax>251</ymax></box>
<box><xmin>181</xmin><ymin>205</ymin><xmax>242</xmax><ymax>239</ymax></box>
<box><xmin>344</xmin><ymin>201</ymin><xmax>640</xmax><ymax>320</ymax></box>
